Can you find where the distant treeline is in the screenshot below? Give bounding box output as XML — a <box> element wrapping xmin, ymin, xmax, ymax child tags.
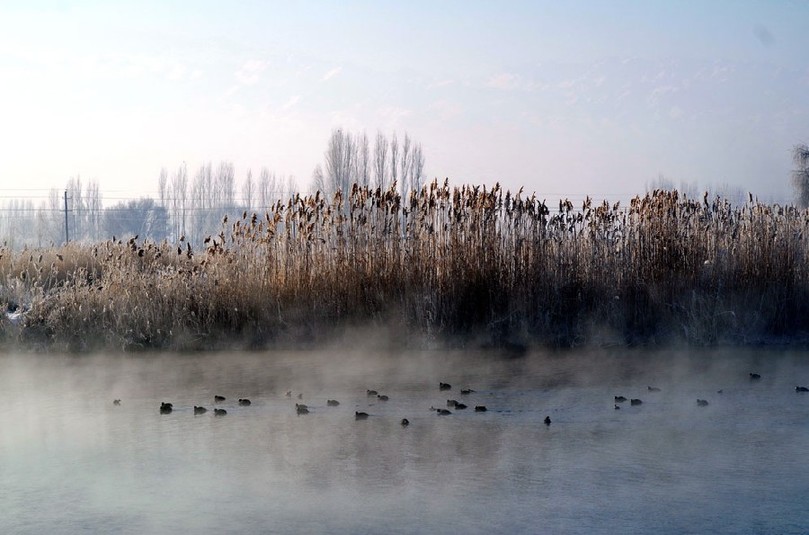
<box><xmin>1</xmin><ymin>183</ymin><xmax>807</xmax><ymax>352</ymax></box>
<box><xmin>1</xmin><ymin>129</ymin><xmax>427</xmax><ymax>251</ymax></box>
<box><xmin>0</xmin><ymin>168</ymin><xmax>297</xmax><ymax>250</ymax></box>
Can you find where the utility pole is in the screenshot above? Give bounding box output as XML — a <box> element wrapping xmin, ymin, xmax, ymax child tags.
<box><xmin>64</xmin><ymin>190</ymin><xmax>69</xmax><ymax>243</ymax></box>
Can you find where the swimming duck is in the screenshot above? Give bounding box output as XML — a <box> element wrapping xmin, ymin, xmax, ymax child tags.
<box><xmin>296</xmin><ymin>404</ymin><xmax>309</xmax><ymax>415</ymax></box>
<box><xmin>355</xmin><ymin>411</ymin><xmax>369</xmax><ymax>420</ymax></box>
<box><xmin>160</xmin><ymin>402</ymin><xmax>173</xmax><ymax>414</ymax></box>
<box><xmin>460</xmin><ymin>388</ymin><xmax>475</xmax><ymax>395</ymax></box>
<box><xmin>474</xmin><ymin>405</ymin><xmax>487</xmax><ymax>412</ymax></box>
<box><xmin>214</xmin><ymin>408</ymin><xmax>227</xmax><ymax>416</ymax></box>
<box><xmin>447</xmin><ymin>399</ymin><xmax>458</xmax><ymax>408</ymax></box>
<box><xmin>630</xmin><ymin>399</ymin><xmax>642</xmax><ymax>405</ymax></box>
<box><xmin>113</xmin><ymin>399</ymin><xmax>121</xmax><ymax>406</ymax></box>
<box><xmin>194</xmin><ymin>406</ymin><xmax>208</xmax><ymax>415</ymax></box>
<box><xmin>377</xmin><ymin>394</ymin><xmax>389</xmax><ymax>401</ymax></box>
<box><xmin>749</xmin><ymin>373</ymin><xmax>761</xmax><ymax>380</ymax></box>
<box><xmin>796</xmin><ymin>386</ymin><xmax>809</xmax><ymax>392</ymax></box>
<box><xmin>647</xmin><ymin>386</ymin><xmax>661</xmax><ymax>392</ymax></box>
<box><xmin>615</xmin><ymin>396</ymin><xmax>627</xmax><ymax>403</ymax></box>
<box><xmin>214</xmin><ymin>395</ymin><xmax>226</xmax><ymax>403</ymax></box>
<box><xmin>327</xmin><ymin>399</ymin><xmax>340</xmax><ymax>406</ymax></box>
<box><xmin>401</xmin><ymin>418</ymin><xmax>410</xmax><ymax>426</ymax></box>
<box><xmin>439</xmin><ymin>382</ymin><xmax>452</xmax><ymax>391</ymax></box>
<box><xmin>544</xmin><ymin>416</ymin><xmax>552</xmax><ymax>425</ymax></box>
<box><xmin>697</xmin><ymin>399</ymin><xmax>709</xmax><ymax>406</ymax></box>
<box><xmin>454</xmin><ymin>403</ymin><xmax>468</xmax><ymax>410</ymax></box>
<box><xmin>436</xmin><ymin>409</ymin><xmax>452</xmax><ymax>416</ymax></box>
<box><xmin>238</xmin><ymin>399</ymin><xmax>251</xmax><ymax>406</ymax></box>
<box><xmin>366</xmin><ymin>389</ymin><xmax>378</xmax><ymax>396</ymax></box>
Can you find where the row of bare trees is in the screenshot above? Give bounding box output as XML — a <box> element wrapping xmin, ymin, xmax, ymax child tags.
<box><xmin>0</xmin><ymin>179</ymin><xmax>103</xmax><ymax>248</ymax></box>
<box><xmin>157</xmin><ymin>162</ymin><xmax>298</xmax><ymax>244</ymax></box>
<box><xmin>311</xmin><ymin>129</ymin><xmax>426</xmax><ymax>199</ymax></box>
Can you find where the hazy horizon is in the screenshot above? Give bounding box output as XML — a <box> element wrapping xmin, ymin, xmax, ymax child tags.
<box><xmin>1</xmin><ymin>1</ymin><xmax>807</xmax><ymax>204</ymax></box>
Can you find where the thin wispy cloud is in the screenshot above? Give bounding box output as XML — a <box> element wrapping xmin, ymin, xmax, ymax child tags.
<box><xmin>281</xmin><ymin>95</ymin><xmax>301</xmax><ymax>111</ymax></box>
<box><xmin>486</xmin><ymin>73</ymin><xmax>520</xmax><ymax>90</ymax></box>
<box><xmin>235</xmin><ymin>59</ymin><xmax>267</xmax><ymax>86</ymax></box>
<box><xmin>321</xmin><ymin>66</ymin><xmax>342</xmax><ymax>82</ymax></box>
<box><xmin>428</xmin><ymin>79</ymin><xmax>454</xmax><ymax>89</ymax></box>
<box><xmin>377</xmin><ymin>106</ymin><xmax>411</xmax><ymax>127</ymax></box>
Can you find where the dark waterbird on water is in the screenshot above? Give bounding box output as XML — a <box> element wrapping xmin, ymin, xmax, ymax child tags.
<box><xmin>454</xmin><ymin>403</ymin><xmax>468</xmax><ymax>410</ymax></box>
<box><xmin>614</xmin><ymin>396</ymin><xmax>627</xmax><ymax>403</ymax></box>
<box><xmin>647</xmin><ymin>386</ymin><xmax>661</xmax><ymax>392</ymax></box>
<box><xmin>377</xmin><ymin>394</ymin><xmax>389</xmax><ymax>401</ymax></box>
<box><xmin>630</xmin><ymin>399</ymin><xmax>642</xmax><ymax>406</ymax></box>
<box><xmin>544</xmin><ymin>416</ymin><xmax>552</xmax><ymax>425</ymax></box>
<box><xmin>436</xmin><ymin>408</ymin><xmax>452</xmax><ymax>415</ymax></box>
<box><xmin>194</xmin><ymin>406</ymin><xmax>208</xmax><ymax>415</ymax></box>
<box><xmin>214</xmin><ymin>408</ymin><xmax>227</xmax><ymax>416</ymax></box>
<box><xmin>214</xmin><ymin>395</ymin><xmax>226</xmax><ymax>403</ymax></box>
<box><xmin>475</xmin><ymin>405</ymin><xmax>487</xmax><ymax>412</ymax></box>
<box><xmin>447</xmin><ymin>399</ymin><xmax>458</xmax><ymax>408</ymax></box>
<box><xmin>460</xmin><ymin>388</ymin><xmax>475</xmax><ymax>395</ymax></box>
<box><xmin>796</xmin><ymin>386</ymin><xmax>809</xmax><ymax>392</ymax></box>
<box><xmin>401</xmin><ymin>418</ymin><xmax>409</xmax><ymax>426</ymax></box>
<box><xmin>750</xmin><ymin>373</ymin><xmax>761</xmax><ymax>380</ymax></box>
<box><xmin>113</xmin><ymin>399</ymin><xmax>121</xmax><ymax>406</ymax></box>
<box><xmin>697</xmin><ymin>399</ymin><xmax>709</xmax><ymax>407</ymax></box>
<box><xmin>327</xmin><ymin>399</ymin><xmax>340</xmax><ymax>406</ymax></box>
<box><xmin>296</xmin><ymin>403</ymin><xmax>309</xmax><ymax>415</ymax></box>
<box><xmin>439</xmin><ymin>382</ymin><xmax>452</xmax><ymax>391</ymax></box>
<box><xmin>238</xmin><ymin>399</ymin><xmax>251</xmax><ymax>406</ymax></box>
<box><xmin>160</xmin><ymin>402</ymin><xmax>173</xmax><ymax>414</ymax></box>
<box><xmin>366</xmin><ymin>389</ymin><xmax>378</xmax><ymax>396</ymax></box>
<box><xmin>355</xmin><ymin>411</ymin><xmax>369</xmax><ymax>420</ymax></box>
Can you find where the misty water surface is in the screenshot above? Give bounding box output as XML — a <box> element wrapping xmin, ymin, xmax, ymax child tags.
<box><xmin>1</xmin><ymin>347</ymin><xmax>808</xmax><ymax>534</ymax></box>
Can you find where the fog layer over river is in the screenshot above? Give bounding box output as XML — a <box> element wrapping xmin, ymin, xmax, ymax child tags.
<box><xmin>1</xmin><ymin>348</ymin><xmax>808</xmax><ymax>534</ymax></box>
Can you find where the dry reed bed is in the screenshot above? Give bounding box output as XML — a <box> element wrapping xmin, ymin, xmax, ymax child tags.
<box><xmin>1</xmin><ymin>182</ymin><xmax>807</xmax><ymax>351</ymax></box>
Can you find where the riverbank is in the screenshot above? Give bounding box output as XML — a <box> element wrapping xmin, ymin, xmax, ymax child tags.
<box><xmin>2</xmin><ymin>184</ymin><xmax>808</xmax><ymax>352</ymax></box>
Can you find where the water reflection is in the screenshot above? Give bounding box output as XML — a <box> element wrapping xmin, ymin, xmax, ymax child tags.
<box><xmin>1</xmin><ymin>348</ymin><xmax>808</xmax><ymax>533</ymax></box>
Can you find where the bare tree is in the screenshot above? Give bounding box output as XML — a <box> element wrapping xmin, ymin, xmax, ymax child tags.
<box><xmin>158</xmin><ymin>167</ymin><xmax>168</xmax><ymax>208</ymax></box>
<box><xmin>313</xmin><ymin>128</ymin><xmax>426</xmax><ymax>196</ymax></box>
<box><xmin>793</xmin><ymin>143</ymin><xmax>809</xmax><ymax>208</ymax></box>
<box><xmin>85</xmin><ymin>179</ymin><xmax>102</xmax><ymax>241</ymax></box>
<box><xmin>411</xmin><ymin>142</ymin><xmax>425</xmax><ymax>192</ymax></box>
<box><xmin>312</xmin><ymin>164</ymin><xmax>327</xmax><ymax>194</ymax></box>
<box><xmin>373</xmin><ymin>131</ymin><xmax>388</xmax><ymax>189</ymax></box>
<box><xmin>400</xmin><ymin>133</ymin><xmax>412</xmax><ymax>197</ymax></box>
<box><xmin>323</xmin><ymin>129</ymin><xmax>356</xmax><ymax>196</ymax></box>
<box><xmin>258</xmin><ymin>167</ymin><xmax>277</xmax><ymax>210</ymax></box>
<box><xmin>358</xmin><ymin>131</ymin><xmax>370</xmax><ymax>187</ymax></box>
<box><xmin>242</xmin><ymin>168</ymin><xmax>255</xmax><ymax>211</ymax></box>
<box><xmin>171</xmin><ymin>163</ymin><xmax>188</xmax><ymax>239</ymax></box>
<box><xmin>390</xmin><ymin>132</ymin><xmax>399</xmax><ymax>189</ymax></box>
<box><xmin>286</xmin><ymin>175</ymin><xmax>298</xmax><ymax>200</ymax></box>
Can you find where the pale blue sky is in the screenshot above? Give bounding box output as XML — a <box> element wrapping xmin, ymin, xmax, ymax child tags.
<box><xmin>0</xmin><ymin>0</ymin><xmax>806</xmax><ymax>202</ymax></box>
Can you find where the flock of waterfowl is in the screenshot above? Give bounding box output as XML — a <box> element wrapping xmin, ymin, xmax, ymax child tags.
<box><xmin>110</xmin><ymin>381</ymin><xmax>557</xmax><ymax>426</ymax></box>
<box><xmin>112</xmin><ymin>372</ymin><xmax>808</xmax><ymax>427</ymax></box>
<box><xmin>612</xmin><ymin>372</ymin><xmax>809</xmax><ymax>411</ymax></box>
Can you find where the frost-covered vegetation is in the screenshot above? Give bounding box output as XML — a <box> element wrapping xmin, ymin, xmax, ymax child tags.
<box><xmin>1</xmin><ymin>182</ymin><xmax>807</xmax><ymax>351</ymax></box>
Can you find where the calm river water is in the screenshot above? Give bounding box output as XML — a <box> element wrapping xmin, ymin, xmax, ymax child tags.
<box><xmin>1</xmin><ymin>347</ymin><xmax>808</xmax><ymax>534</ymax></box>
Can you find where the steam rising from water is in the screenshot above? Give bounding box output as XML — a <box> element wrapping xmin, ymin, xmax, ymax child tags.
<box><xmin>2</xmin><ymin>347</ymin><xmax>809</xmax><ymax>533</ymax></box>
